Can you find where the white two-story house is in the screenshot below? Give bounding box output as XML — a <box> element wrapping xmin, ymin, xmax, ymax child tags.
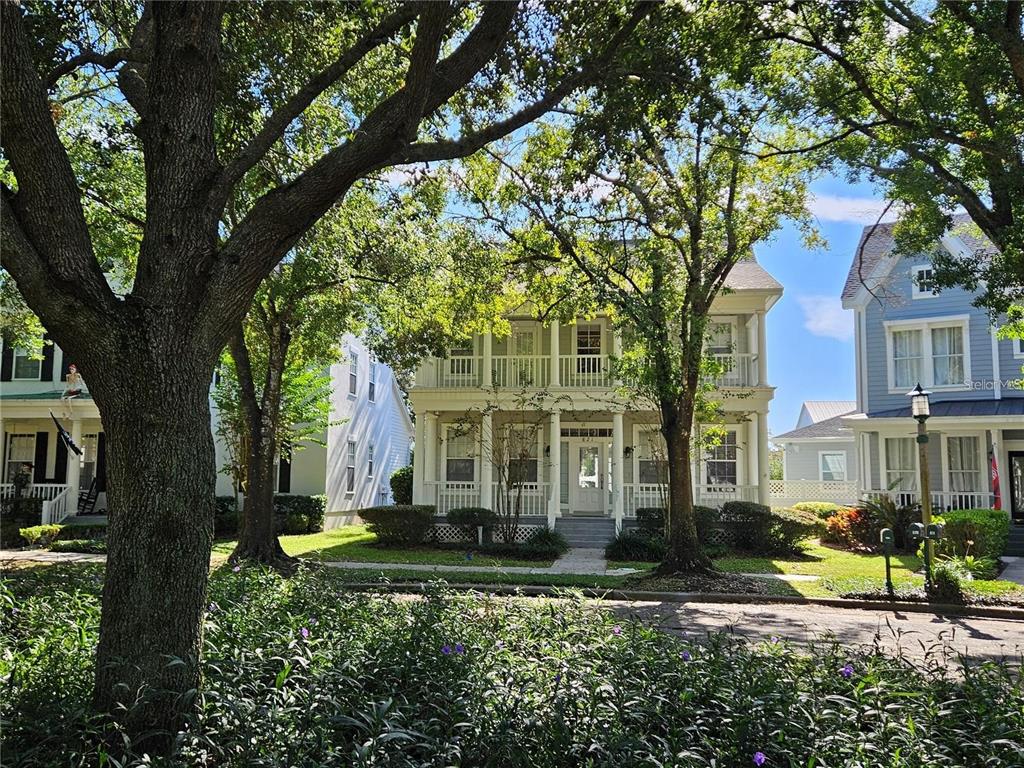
<box><xmin>842</xmin><ymin>214</ymin><xmax>1023</xmax><ymax>523</ymax></box>
<box><xmin>406</xmin><ymin>259</ymin><xmax>782</xmax><ymax>543</ymax></box>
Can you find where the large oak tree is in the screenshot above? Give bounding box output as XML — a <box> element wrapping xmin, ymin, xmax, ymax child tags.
<box><xmin>0</xmin><ymin>0</ymin><xmax>654</xmax><ymax>738</ymax></box>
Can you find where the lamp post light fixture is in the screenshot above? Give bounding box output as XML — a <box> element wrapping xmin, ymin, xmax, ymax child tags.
<box><xmin>907</xmin><ymin>383</ymin><xmax>934</xmax><ymax>566</ymax></box>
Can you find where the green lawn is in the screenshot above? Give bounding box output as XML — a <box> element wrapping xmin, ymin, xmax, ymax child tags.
<box><xmin>212</xmin><ymin>525</ymin><xmax>555</xmax><ymax>568</ymax></box>
<box><xmin>715</xmin><ymin>540</ymin><xmax>923</xmax><ymax>580</ymax></box>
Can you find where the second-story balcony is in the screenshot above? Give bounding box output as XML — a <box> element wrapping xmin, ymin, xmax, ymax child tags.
<box><xmin>421</xmin><ymin>352</ymin><xmax>762</xmax><ymax>389</ymax></box>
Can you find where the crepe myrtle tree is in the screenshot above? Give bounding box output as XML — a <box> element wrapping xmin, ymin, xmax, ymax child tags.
<box><xmin>461</xmin><ymin>5</ymin><xmax>815</xmax><ymax>571</ymax></box>
<box><xmin>762</xmin><ymin>1</ymin><xmax>1024</xmax><ymax>313</ymax></box>
<box><xmin>0</xmin><ymin>0</ymin><xmax>657</xmax><ymax>738</ymax></box>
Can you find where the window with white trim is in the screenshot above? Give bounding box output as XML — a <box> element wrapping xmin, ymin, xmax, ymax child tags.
<box><xmin>705</xmin><ymin>430</ymin><xmax>737</xmax><ymax>486</ymax></box>
<box><xmin>947</xmin><ymin>436</ymin><xmax>981</xmax><ymax>492</ymax></box>
<box><xmin>884</xmin><ymin>437</ymin><xmax>916</xmax><ymax>491</ymax></box>
<box><xmin>348</xmin><ymin>350</ymin><xmax>358</xmax><ymax>396</ymax></box>
<box><xmin>368</xmin><ymin>361</ymin><xmax>377</xmax><ymax>402</ymax></box>
<box><xmin>886</xmin><ymin>317</ymin><xmax>970</xmax><ymax>390</ymax></box>
<box><xmin>1014</xmin><ymin>338</ymin><xmax>1024</xmax><ymax>359</ymax></box>
<box><xmin>445</xmin><ymin>429</ymin><xmax>476</xmax><ymax>482</ymax></box>
<box><xmin>5</xmin><ymin>434</ymin><xmax>35</xmax><ymax>482</ymax></box>
<box><xmin>346</xmin><ymin>440</ymin><xmax>356</xmax><ymax>493</ymax></box>
<box><xmin>819</xmin><ymin>451</ymin><xmax>847</xmax><ymax>482</ymax></box>
<box><xmin>912</xmin><ymin>265</ymin><xmax>936</xmax><ymax>298</ymax></box>
<box><xmin>576</xmin><ymin>324</ymin><xmax>603</xmax><ymax>374</ymax></box>
<box><xmin>367</xmin><ymin>444</ymin><xmax>375</xmax><ymax>478</ymax></box>
<box><xmin>707</xmin><ymin>322</ymin><xmax>734</xmax><ymax>355</ymax></box>
<box><xmin>12</xmin><ymin>348</ymin><xmax>41</xmax><ymax>380</ymax></box>
<box><xmin>638</xmin><ymin>431</ymin><xmax>668</xmax><ymax>485</ymax></box>
<box><xmin>505</xmin><ymin>425</ymin><xmax>538</xmax><ymax>484</ymax></box>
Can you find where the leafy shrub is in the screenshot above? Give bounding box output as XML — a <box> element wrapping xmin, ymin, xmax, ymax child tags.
<box><xmin>861</xmin><ymin>495</ymin><xmax>917</xmax><ymax>551</ymax></box>
<box><xmin>390</xmin><ymin>464</ymin><xmax>414</xmax><ymax>505</ymax></box>
<box><xmin>606</xmin><ymin>530</ymin><xmax>667</xmax><ymax>562</ymax></box>
<box><xmin>942</xmin><ymin>554</ymin><xmax>998</xmax><ymax>581</ymax></box>
<box><xmin>694</xmin><ymin>505</ymin><xmax>720</xmax><ymax>543</ymax></box>
<box><xmin>1</xmin><ymin>497</ymin><xmax>43</xmax><ymax>548</ymax></box>
<box><xmin>822</xmin><ymin>507</ymin><xmax>880</xmax><ymax>551</ymax></box>
<box><xmin>4</xmin><ymin>564</ymin><xmax>1024</xmax><ymax>767</ymax></box>
<box><xmin>763</xmin><ymin>508</ymin><xmax>819</xmax><ymax>555</ymax></box>
<box><xmin>55</xmin><ymin>524</ymin><xmax>107</xmax><ymax>541</ymax></box>
<box><xmin>360</xmin><ymin>505</ymin><xmax>435</xmax><ymax>545</ymax></box>
<box><xmin>49</xmin><ymin>538</ymin><xmax>106</xmax><ymax>554</ymax></box>
<box><xmin>522</xmin><ymin>526</ymin><xmax>569</xmax><ymax>557</ymax></box>
<box><xmin>274</xmin><ymin>494</ymin><xmax>326</xmax><ymax>534</ymax></box>
<box><xmin>929</xmin><ymin>559</ymin><xmax>967</xmax><ymax>603</ymax></box>
<box><xmin>792</xmin><ymin>501</ymin><xmax>848</xmax><ymax>520</ymax></box>
<box><xmin>719</xmin><ymin>501</ymin><xmax>771</xmax><ymax>551</ymax></box>
<box><xmin>934</xmin><ymin>509</ymin><xmax>1010</xmax><ymax>560</ymax></box>
<box><xmin>635</xmin><ymin>507</ymin><xmax>665</xmax><ymax>533</ymax></box>
<box><xmin>214</xmin><ymin>496</ymin><xmax>239</xmax><ymax>536</ymax></box>
<box><xmin>18</xmin><ymin>524</ymin><xmax>64</xmax><ymax>547</ymax></box>
<box><xmin>447</xmin><ymin>507</ymin><xmax>497</xmax><ymax>542</ymax></box>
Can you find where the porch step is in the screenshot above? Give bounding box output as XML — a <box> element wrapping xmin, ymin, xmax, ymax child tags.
<box><xmin>1006</xmin><ymin>525</ymin><xmax>1024</xmax><ymax>556</ymax></box>
<box><xmin>555</xmin><ymin>517</ymin><xmax>617</xmax><ymax>547</ymax></box>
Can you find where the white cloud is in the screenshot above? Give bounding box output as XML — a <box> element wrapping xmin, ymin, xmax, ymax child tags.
<box><xmin>806</xmin><ymin>194</ymin><xmax>899</xmax><ymax>224</ymax></box>
<box><xmin>797</xmin><ymin>295</ymin><xmax>854</xmax><ymax>342</ymax></box>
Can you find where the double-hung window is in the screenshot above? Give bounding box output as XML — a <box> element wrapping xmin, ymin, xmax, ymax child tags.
<box><xmin>5</xmin><ymin>434</ymin><xmax>35</xmax><ymax>482</ymax></box>
<box><xmin>346</xmin><ymin>440</ymin><xmax>356</xmax><ymax>494</ymax></box>
<box><xmin>12</xmin><ymin>348</ymin><xmax>41</xmax><ymax>380</ymax></box>
<box><xmin>638</xmin><ymin>432</ymin><xmax>668</xmax><ymax>485</ymax></box>
<box><xmin>884</xmin><ymin>437</ymin><xmax>916</xmax><ymax>491</ymax></box>
<box><xmin>912</xmin><ymin>265</ymin><xmax>936</xmax><ymax>298</ymax></box>
<box><xmin>886</xmin><ymin>316</ymin><xmax>969</xmax><ymax>391</ymax></box>
<box><xmin>819</xmin><ymin>451</ymin><xmax>847</xmax><ymax>482</ymax></box>
<box><xmin>705</xmin><ymin>430</ymin><xmax>737</xmax><ymax>486</ymax></box>
<box><xmin>505</xmin><ymin>426</ymin><xmax>538</xmax><ymax>484</ymax></box>
<box><xmin>368</xmin><ymin>361</ymin><xmax>377</xmax><ymax>403</ymax></box>
<box><xmin>348</xmin><ymin>350</ymin><xmax>358</xmax><ymax>396</ymax></box>
<box><xmin>576</xmin><ymin>325</ymin><xmax>603</xmax><ymax>374</ymax></box>
<box><xmin>947</xmin><ymin>436</ymin><xmax>981</xmax><ymax>492</ymax></box>
<box><xmin>445</xmin><ymin>429</ymin><xmax>476</xmax><ymax>482</ymax></box>
<box><xmin>367</xmin><ymin>444</ymin><xmax>375</xmax><ymax>478</ymax></box>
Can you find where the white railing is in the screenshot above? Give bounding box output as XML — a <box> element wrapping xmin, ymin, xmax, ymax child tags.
<box><xmin>492</xmin><ymin>355</ymin><xmax>551</xmax><ymax>389</ymax></box>
<box><xmin>863</xmin><ymin>489</ymin><xmax>996</xmax><ymax>512</ymax></box>
<box><xmin>428</xmin><ymin>356</ymin><xmax>482</xmax><ymax>388</ymax></box>
<box><xmin>0</xmin><ymin>483</ymin><xmax>70</xmax><ymax>502</ymax></box>
<box><xmin>491</xmin><ymin>482</ymin><xmax>549</xmax><ymax>517</ymax></box>
<box><xmin>41</xmin><ymin>486</ymin><xmax>73</xmax><ymax>525</ymax></box>
<box><xmin>710</xmin><ymin>353</ymin><xmax>759</xmax><ymax>388</ymax></box>
<box><xmin>695</xmin><ymin>484</ymin><xmax>759</xmax><ymax>506</ymax></box>
<box><xmin>559</xmin><ymin>354</ymin><xmax>610</xmax><ymax>388</ymax></box>
<box><xmin>426</xmin><ymin>481</ymin><xmax>480</xmax><ymax>513</ymax></box>
<box><xmin>769</xmin><ymin>479</ymin><xmax>859</xmax><ymax>506</ymax></box>
<box><xmin>624</xmin><ymin>484</ymin><xmax>669</xmax><ymax>517</ymax></box>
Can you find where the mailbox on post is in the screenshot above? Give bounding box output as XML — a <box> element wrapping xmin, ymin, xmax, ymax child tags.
<box><xmin>879</xmin><ymin>528</ymin><xmax>895</xmax><ymax>598</ymax></box>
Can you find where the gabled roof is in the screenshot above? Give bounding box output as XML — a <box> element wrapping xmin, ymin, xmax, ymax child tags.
<box><xmin>774</xmin><ymin>410</ymin><xmax>857</xmax><ymax>441</ymax></box>
<box><xmin>841</xmin><ymin>213</ymin><xmax>996</xmax><ymax>305</ymax></box>
<box><xmin>800</xmin><ymin>400</ymin><xmax>857</xmax><ymax>425</ymax></box>
<box><xmin>725</xmin><ymin>258</ymin><xmax>783</xmax><ymax>292</ymax></box>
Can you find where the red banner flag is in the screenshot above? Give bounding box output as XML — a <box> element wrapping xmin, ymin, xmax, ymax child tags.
<box><xmin>991</xmin><ymin>451</ymin><xmax>1002</xmax><ymax>510</ymax></box>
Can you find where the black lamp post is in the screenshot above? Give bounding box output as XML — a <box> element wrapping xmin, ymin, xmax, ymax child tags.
<box><xmin>908</xmin><ymin>383</ymin><xmax>934</xmax><ymax>563</ymax></box>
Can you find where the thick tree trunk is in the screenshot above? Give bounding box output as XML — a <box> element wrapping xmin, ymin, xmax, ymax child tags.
<box><xmin>91</xmin><ymin>357</ymin><xmax>216</xmax><ymax>748</ymax></box>
<box><xmin>657</xmin><ymin>403</ymin><xmax>712</xmax><ymax>574</ymax></box>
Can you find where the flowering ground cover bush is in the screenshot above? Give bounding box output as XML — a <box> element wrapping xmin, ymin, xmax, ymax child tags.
<box><xmin>3</xmin><ymin>564</ymin><xmax>1023</xmax><ymax>767</ymax></box>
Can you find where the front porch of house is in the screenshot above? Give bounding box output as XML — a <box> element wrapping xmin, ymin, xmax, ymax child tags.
<box><xmin>852</xmin><ymin>418</ymin><xmax>1024</xmax><ymax>520</ymax></box>
<box><xmin>0</xmin><ymin>398</ymin><xmax>105</xmax><ymax>525</ymax></box>
<box><xmin>411</xmin><ymin>407</ymin><xmax>769</xmax><ymax>531</ymax></box>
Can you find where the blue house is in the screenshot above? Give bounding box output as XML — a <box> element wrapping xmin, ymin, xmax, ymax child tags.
<box><xmin>841</xmin><ymin>214</ymin><xmax>1022</xmax><ymax>522</ymax></box>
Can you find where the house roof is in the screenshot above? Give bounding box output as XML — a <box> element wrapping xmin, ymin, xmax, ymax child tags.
<box><xmin>724</xmin><ymin>258</ymin><xmax>783</xmax><ymax>292</ymax></box>
<box><xmin>867</xmin><ymin>398</ymin><xmax>1024</xmax><ymax>419</ymax></box>
<box><xmin>774</xmin><ymin>410</ymin><xmax>857</xmax><ymax>441</ymax></box>
<box><xmin>841</xmin><ymin>213</ymin><xmax>996</xmax><ymax>303</ymax></box>
<box><xmin>801</xmin><ymin>400</ymin><xmax>857</xmax><ymax>424</ymax></box>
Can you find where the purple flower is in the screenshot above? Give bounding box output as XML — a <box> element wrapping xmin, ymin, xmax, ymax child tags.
<box><xmin>753</xmin><ymin>752</ymin><xmax>767</xmax><ymax>766</ymax></box>
<box><xmin>465</xmin><ymin>552</ymin><xmax>474</xmax><ymax>561</ymax></box>
<box><xmin>454</xmin><ymin>643</ymin><xmax>466</xmax><ymax>655</ymax></box>
<box><xmin>207</xmin><ymin>602</ymin><xmax>218</xmax><ymax>612</ymax></box>
<box><xmin>840</xmin><ymin>663</ymin><xmax>853</xmax><ymax>679</ymax></box>
<box><xmin>554</xmin><ymin>672</ymin><xmax>562</xmax><ymax>684</ymax></box>
<box><xmin>770</xmin><ymin>636</ymin><xmax>779</xmax><ymax>644</ymax></box>
<box><xmin>300</xmin><ymin>627</ymin><xmax>310</xmax><ymax>639</ymax></box>
<box><xmin>680</xmin><ymin>650</ymin><xmax>692</xmax><ymax>662</ymax></box>
<box><xmin>495</xmin><ymin>640</ymin><xmax>505</xmax><ymax>650</ymax></box>
<box><xmin>232</xmin><ymin>565</ymin><xmax>241</xmax><ymax>573</ymax></box>
<box><xmin>612</xmin><ymin>625</ymin><xmax>623</xmax><ymax>636</ymax></box>
<box><xmin>441</xmin><ymin>644</ymin><xmax>452</xmax><ymax>655</ymax></box>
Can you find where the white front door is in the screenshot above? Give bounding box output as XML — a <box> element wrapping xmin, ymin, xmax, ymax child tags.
<box><xmin>570</xmin><ymin>442</ymin><xmax>606</xmax><ymax>514</ymax></box>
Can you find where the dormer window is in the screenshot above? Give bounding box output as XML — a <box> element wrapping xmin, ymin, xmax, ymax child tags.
<box><xmin>912</xmin><ymin>264</ymin><xmax>936</xmax><ymax>298</ymax></box>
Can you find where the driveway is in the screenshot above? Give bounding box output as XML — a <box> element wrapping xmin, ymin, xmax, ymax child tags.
<box><xmin>609</xmin><ymin>599</ymin><xmax>1024</xmax><ymax>663</ymax></box>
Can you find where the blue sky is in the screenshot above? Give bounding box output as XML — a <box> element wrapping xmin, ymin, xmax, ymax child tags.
<box><xmin>754</xmin><ymin>176</ymin><xmax>893</xmax><ymax>437</ymax></box>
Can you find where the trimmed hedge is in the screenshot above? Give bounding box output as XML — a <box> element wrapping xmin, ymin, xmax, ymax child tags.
<box><xmin>390</xmin><ymin>465</ymin><xmax>414</xmax><ymax>505</ymax></box>
<box><xmin>694</xmin><ymin>505</ymin><xmax>719</xmax><ymax>543</ymax></box>
<box><xmin>19</xmin><ymin>524</ymin><xmax>63</xmax><ymax>548</ymax></box>
<box><xmin>274</xmin><ymin>494</ymin><xmax>326</xmax><ymax>534</ymax></box>
<box><xmin>934</xmin><ymin>509</ymin><xmax>1010</xmax><ymax>560</ymax></box>
<box><xmin>719</xmin><ymin>501</ymin><xmax>771</xmax><ymax>551</ymax></box>
<box><xmin>215</xmin><ymin>496</ymin><xmax>239</xmax><ymax>536</ymax></box>
<box><xmin>447</xmin><ymin>507</ymin><xmax>497</xmax><ymax>542</ymax></box>
<box><xmin>49</xmin><ymin>538</ymin><xmax>106</xmax><ymax>554</ymax></box>
<box><xmin>360</xmin><ymin>505</ymin><xmax>435</xmax><ymax>546</ymax></box>
<box><xmin>606</xmin><ymin>530</ymin><xmax>667</xmax><ymax>562</ymax></box>
<box><xmin>764</xmin><ymin>508</ymin><xmax>819</xmax><ymax>555</ymax></box>
<box><xmin>523</xmin><ymin>526</ymin><xmax>569</xmax><ymax>556</ymax></box>
<box><xmin>635</xmin><ymin>507</ymin><xmax>665</xmax><ymax>533</ymax></box>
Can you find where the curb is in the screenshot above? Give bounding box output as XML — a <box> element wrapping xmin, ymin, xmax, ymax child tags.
<box><xmin>337</xmin><ymin>581</ymin><xmax>1024</xmax><ymax>620</ymax></box>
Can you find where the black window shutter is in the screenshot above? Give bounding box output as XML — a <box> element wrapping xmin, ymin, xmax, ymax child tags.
<box><xmin>96</xmin><ymin>433</ymin><xmax>106</xmax><ymax>492</ymax></box>
<box><xmin>40</xmin><ymin>336</ymin><xmax>54</xmax><ymax>382</ymax></box>
<box><xmin>60</xmin><ymin>350</ymin><xmax>72</xmax><ymax>380</ymax></box>
<box><xmin>1</xmin><ymin>342</ymin><xmax>12</xmax><ymax>381</ymax></box>
<box><xmin>33</xmin><ymin>432</ymin><xmax>49</xmax><ymax>483</ymax></box>
<box><xmin>278</xmin><ymin>444</ymin><xmax>291</xmax><ymax>494</ymax></box>
<box><xmin>54</xmin><ymin>439</ymin><xmax>68</xmax><ymax>483</ymax></box>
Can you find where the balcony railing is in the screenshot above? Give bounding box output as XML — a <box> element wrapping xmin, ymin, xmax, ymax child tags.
<box><xmin>863</xmin><ymin>489</ymin><xmax>997</xmax><ymax>513</ymax></box>
<box><xmin>419</xmin><ymin>352</ymin><xmax>761</xmax><ymax>389</ymax></box>
<box><xmin>425</xmin><ymin>480</ymin><xmax>550</xmax><ymax>517</ymax></box>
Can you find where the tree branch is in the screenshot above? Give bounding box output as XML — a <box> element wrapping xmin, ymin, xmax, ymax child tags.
<box><xmin>45</xmin><ymin>47</ymin><xmax>133</xmax><ymax>90</ymax></box>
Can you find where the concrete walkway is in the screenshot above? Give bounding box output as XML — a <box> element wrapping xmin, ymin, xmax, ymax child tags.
<box><xmin>1000</xmin><ymin>556</ymin><xmax>1024</xmax><ymax>586</ymax></box>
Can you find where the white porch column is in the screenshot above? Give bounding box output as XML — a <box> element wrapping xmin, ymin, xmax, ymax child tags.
<box><xmin>67</xmin><ymin>418</ymin><xmax>82</xmax><ymax>512</ymax></box>
<box><xmin>746</xmin><ymin>414</ymin><xmax>758</xmax><ymax>490</ymax></box>
<box><xmin>756</xmin><ymin>410</ymin><xmax>770</xmax><ymax>505</ymax></box>
<box><xmin>612</xmin><ymin>411</ymin><xmax>625</xmax><ymax>531</ymax></box>
<box><xmin>612</xmin><ymin>328</ymin><xmax>622</xmax><ymax>385</ymax></box>
<box><xmin>548</xmin><ymin>410</ymin><xmax>561</xmax><ymax>526</ymax></box>
<box><xmin>480</xmin><ymin>411</ymin><xmax>493</xmax><ymax>509</ymax></box>
<box><xmin>482</xmin><ymin>331</ymin><xmax>493</xmax><ymax>387</ymax></box>
<box><xmin>549</xmin><ymin>320</ymin><xmax>560</xmax><ymax>387</ymax></box>
<box><xmin>756</xmin><ymin>311</ymin><xmax>768</xmax><ymax>386</ymax></box>
<box><xmin>423</xmin><ymin>413</ymin><xmax>438</xmax><ymax>505</ymax></box>
<box><xmin>412</xmin><ymin>410</ymin><xmax>426</xmax><ymax>504</ymax></box>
